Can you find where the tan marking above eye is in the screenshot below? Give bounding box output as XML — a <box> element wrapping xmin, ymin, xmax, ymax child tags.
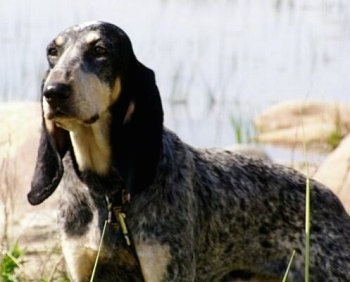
<box><xmin>85</xmin><ymin>32</ymin><xmax>100</xmax><ymax>45</ymax></box>
<box><xmin>55</xmin><ymin>36</ymin><xmax>65</xmax><ymax>46</ymax></box>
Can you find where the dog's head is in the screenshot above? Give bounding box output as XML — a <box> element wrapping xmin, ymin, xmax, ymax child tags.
<box><xmin>28</xmin><ymin>21</ymin><xmax>163</xmax><ymax>205</ymax></box>
<box><xmin>41</xmin><ymin>21</ymin><xmax>135</xmax><ymax>127</ymax></box>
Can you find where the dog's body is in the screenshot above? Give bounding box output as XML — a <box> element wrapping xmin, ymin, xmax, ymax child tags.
<box><xmin>28</xmin><ymin>21</ymin><xmax>350</xmax><ymax>281</ymax></box>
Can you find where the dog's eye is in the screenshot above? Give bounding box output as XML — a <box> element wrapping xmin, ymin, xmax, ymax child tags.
<box><xmin>92</xmin><ymin>46</ymin><xmax>107</xmax><ymax>57</ymax></box>
<box><xmin>48</xmin><ymin>47</ymin><xmax>58</xmax><ymax>57</ymax></box>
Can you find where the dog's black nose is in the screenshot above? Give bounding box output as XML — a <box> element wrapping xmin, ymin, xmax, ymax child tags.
<box><xmin>43</xmin><ymin>83</ymin><xmax>72</xmax><ymax>102</ymax></box>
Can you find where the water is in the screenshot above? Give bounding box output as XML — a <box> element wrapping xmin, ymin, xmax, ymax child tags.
<box><xmin>1</xmin><ymin>0</ymin><xmax>349</xmax><ymax>160</ymax></box>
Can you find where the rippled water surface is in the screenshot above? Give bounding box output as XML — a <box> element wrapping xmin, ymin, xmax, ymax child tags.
<box><xmin>1</xmin><ymin>0</ymin><xmax>349</xmax><ymax>159</ymax></box>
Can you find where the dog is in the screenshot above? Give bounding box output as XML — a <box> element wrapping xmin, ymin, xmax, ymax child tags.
<box><xmin>28</xmin><ymin>21</ymin><xmax>350</xmax><ymax>281</ymax></box>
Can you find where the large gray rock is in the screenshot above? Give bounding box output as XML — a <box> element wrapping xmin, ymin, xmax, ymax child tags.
<box><xmin>254</xmin><ymin>100</ymin><xmax>350</xmax><ymax>150</ymax></box>
<box><xmin>314</xmin><ymin>134</ymin><xmax>350</xmax><ymax>211</ymax></box>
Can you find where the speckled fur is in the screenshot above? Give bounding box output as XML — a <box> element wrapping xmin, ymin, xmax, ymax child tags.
<box><xmin>29</xmin><ymin>22</ymin><xmax>350</xmax><ymax>282</ymax></box>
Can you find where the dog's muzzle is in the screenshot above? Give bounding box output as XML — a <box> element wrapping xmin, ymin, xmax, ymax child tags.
<box><xmin>43</xmin><ymin>82</ymin><xmax>73</xmax><ymax>119</ymax></box>
<box><xmin>43</xmin><ymin>82</ymin><xmax>72</xmax><ymax>105</ymax></box>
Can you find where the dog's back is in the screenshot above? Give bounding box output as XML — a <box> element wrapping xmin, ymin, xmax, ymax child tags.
<box><xmin>151</xmin><ymin>129</ymin><xmax>350</xmax><ymax>281</ymax></box>
<box><xmin>191</xmin><ymin>143</ymin><xmax>350</xmax><ymax>281</ymax></box>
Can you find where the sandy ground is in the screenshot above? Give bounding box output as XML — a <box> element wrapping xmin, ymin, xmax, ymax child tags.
<box><xmin>0</xmin><ymin>102</ymin><xmax>66</xmax><ymax>280</ymax></box>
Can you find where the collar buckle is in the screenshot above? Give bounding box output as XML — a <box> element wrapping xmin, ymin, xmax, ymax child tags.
<box><xmin>106</xmin><ymin>189</ymin><xmax>131</xmax><ymax>246</ymax></box>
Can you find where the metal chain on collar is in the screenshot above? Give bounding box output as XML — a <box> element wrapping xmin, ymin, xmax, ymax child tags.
<box><xmin>105</xmin><ymin>191</ymin><xmax>145</xmax><ymax>281</ymax></box>
<box><xmin>106</xmin><ymin>190</ymin><xmax>131</xmax><ymax>246</ymax></box>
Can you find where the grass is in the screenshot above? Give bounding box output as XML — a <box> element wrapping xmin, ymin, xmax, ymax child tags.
<box><xmin>273</xmin><ymin>107</ymin><xmax>313</xmax><ymax>281</ymax></box>
<box><xmin>0</xmin><ymin>141</ymin><xmax>69</xmax><ymax>282</ymax></box>
<box><xmin>302</xmin><ymin>122</ymin><xmax>311</xmax><ymax>282</ymax></box>
<box><xmin>326</xmin><ymin>105</ymin><xmax>344</xmax><ymax>149</ymax></box>
<box><xmin>327</xmin><ymin>130</ymin><xmax>342</xmax><ymax>149</ymax></box>
<box><xmin>0</xmin><ymin>243</ymin><xmax>69</xmax><ymax>282</ymax></box>
<box><xmin>282</xmin><ymin>250</ymin><xmax>296</xmax><ymax>282</ymax></box>
<box><xmin>1</xmin><ymin>243</ymin><xmax>24</xmax><ymax>282</ymax></box>
<box><xmin>90</xmin><ymin>220</ymin><xmax>108</xmax><ymax>282</ymax></box>
<box><xmin>229</xmin><ymin>114</ymin><xmax>255</xmax><ymax>144</ymax></box>
<box><xmin>327</xmin><ymin>126</ymin><xmax>343</xmax><ymax>149</ymax></box>
<box><xmin>304</xmin><ymin>179</ymin><xmax>311</xmax><ymax>282</ymax></box>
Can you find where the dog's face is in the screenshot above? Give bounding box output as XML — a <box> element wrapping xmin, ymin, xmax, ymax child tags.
<box><xmin>29</xmin><ymin>21</ymin><xmax>163</xmax><ymax>206</ymax></box>
<box><xmin>42</xmin><ymin>21</ymin><xmax>130</xmax><ymax>129</ymax></box>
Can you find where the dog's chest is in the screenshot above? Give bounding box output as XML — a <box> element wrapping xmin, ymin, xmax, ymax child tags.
<box><xmin>61</xmin><ymin>213</ymin><xmax>143</xmax><ymax>281</ymax></box>
<box><xmin>58</xmin><ymin>181</ymin><xmax>144</xmax><ymax>281</ymax></box>
<box><xmin>60</xmin><ymin>207</ymin><xmax>102</xmax><ymax>281</ymax></box>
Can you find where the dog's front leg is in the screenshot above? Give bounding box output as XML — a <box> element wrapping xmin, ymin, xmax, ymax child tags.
<box><xmin>135</xmin><ymin>239</ymin><xmax>195</xmax><ymax>282</ymax></box>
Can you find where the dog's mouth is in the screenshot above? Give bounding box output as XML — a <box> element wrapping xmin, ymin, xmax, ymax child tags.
<box><xmin>46</xmin><ymin>106</ymin><xmax>68</xmax><ymax>120</ymax></box>
<box><xmin>45</xmin><ymin>106</ymin><xmax>99</xmax><ymax>126</ymax></box>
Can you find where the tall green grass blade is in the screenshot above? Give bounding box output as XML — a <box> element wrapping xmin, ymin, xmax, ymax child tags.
<box><xmin>282</xmin><ymin>250</ymin><xmax>296</xmax><ymax>282</ymax></box>
<box><xmin>302</xmin><ymin>116</ymin><xmax>310</xmax><ymax>282</ymax></box>
<box><xmin>90</xmin><ymin>220</ymin><xmax>108</xmax><ymax>282</ymax></box>
<box><xmin>1</xmin><ymin>243</ymin><xmax>25</xmax><ymax>282</ymax></box>
<box><xmin>230</xmin><ymin>115</ymin><xmax>243</xmax><ymax>144</ymax></box>
<box><xmin>304</xmin><ymin>172</ymin><xmax>311</xmax><ymax>282</ymax></box>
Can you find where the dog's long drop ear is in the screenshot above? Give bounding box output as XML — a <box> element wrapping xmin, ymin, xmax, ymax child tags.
<box><xmin>117</xmin><ymin>62</ymin><xmax>164</xmax><ymax>196</ymax></box>
<box><xmin>27</xmin><ymin>118</ymin><xmax>69</xmax><ymax>205</ymax></box>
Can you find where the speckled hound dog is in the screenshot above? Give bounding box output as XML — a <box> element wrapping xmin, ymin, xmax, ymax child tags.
<box><xmin>28</xmin><ymin>21</ymin><xmax>350</xmax><ymax>282</ymax></box>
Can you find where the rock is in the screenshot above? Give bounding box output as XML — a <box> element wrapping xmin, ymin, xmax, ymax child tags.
<box><xmin>314</xmin><ymin>134</ymin><xmax>350</xmax><ymax>211</ymax></box>
<box><xmin>254</xmin><ymin>100</ymin><xmax>350</xmax><ymax>150</ymax></box>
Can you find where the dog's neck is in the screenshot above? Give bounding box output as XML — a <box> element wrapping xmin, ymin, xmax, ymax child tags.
<box><xmin>69</xmin><ymin>112</ymin><xmax>112</xmax><ymax>175</ymax></box>
<box><xmin>68</xmin><ymin>102</ymin><xmax>135</xmax><ymax>176</ymax></box>
<box><xmin>65</xmin><ymin>97</ymin><xmax>162</xmax><ymax>196</ymax></box>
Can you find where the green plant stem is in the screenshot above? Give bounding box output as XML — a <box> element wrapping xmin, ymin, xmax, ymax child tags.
<box><xmin>90</xmin><ymin>220</ymin><xmax>108</xmax><ymax>282</ymax></box>
<box><xmin>282</xmin><ymin>250</ymin><xmax>296</xmax><ymax>282</ymax></box>
<box><xmin>304</xmin><ymin>175</ymin><xmax>310</xmax><ymax>282</ymax></box>
<box><xmin>302</xmin><ymin>122</ymin><xmax>310</xmax><ymax>282</ymax></box>
<box><xmin>5</xmin><ymin>251</ymin><xmax>23</xmax><ymax>272</ymax></box>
